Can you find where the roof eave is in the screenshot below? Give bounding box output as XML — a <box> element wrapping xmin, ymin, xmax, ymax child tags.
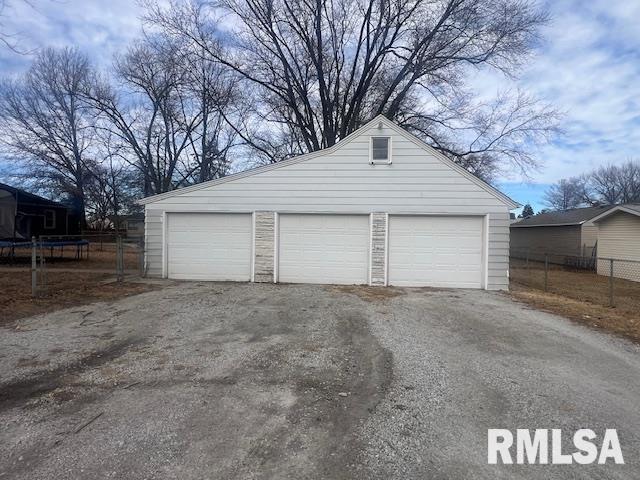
<box><xmin>510</xmin><ymin>222</ymin><xmax>582</xmax><ymax>228</ymax></box>
<box><xmin>591</xmin><ymin>206</ymin><xmax>640</xmax><ymax>223</ymax></box>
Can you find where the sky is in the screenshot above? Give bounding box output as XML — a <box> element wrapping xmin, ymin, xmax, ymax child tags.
<box><xmin>0</xmin><ymin>0</ymin><xmax>639</xmax><ymax>213</ymax></box>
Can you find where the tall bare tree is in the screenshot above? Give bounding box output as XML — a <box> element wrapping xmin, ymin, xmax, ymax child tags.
<box><xmin>590</xmin><ymin>162</ymin><xmax>640</xmax><ymax>204</ymax></box>
<box><xmin>84</xmin><ymin>35</ymin><xmax>239</xmax><ymax>195</ymax></box>
<box><xmin>145</xmin><ymin>0</ymin><xmax>558</xmax><ymax>176</ymax></box>
<box><xmin>543</xmin><ymin>177</ymin><xmax>587</xmax><ymax>211</ymax></box>
<box><xmin>0</xmin><ymin>47</ymin><xmax>94</xmax><ymax>228</ymax></box>
<box><xmin>179</xmin><ymin>47</ymin><xmax>239</xmax><ymax>183</ymax></box>
<box><xmin>544</xmin><ymin>160</ymin><xmax>640</xmax><ymax>210</ymax></box>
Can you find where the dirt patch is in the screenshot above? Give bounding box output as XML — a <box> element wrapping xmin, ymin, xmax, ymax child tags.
<box><xmin>0</xmin><ymin>338</ymin><xmax>143</xmax><ymax>411</ymax></box>
<box><xmin>328</xmin><ymin>285</ymin><xmax>405</xmax><ymax>302</ymax></box>
<box><xmin>510</xmin><ymin>281</ymin><xmax>640</xmax><ymax>343</ymax></box>
<box><xmin>0</xmin><ymin>270</ymin><xmax>156</xmax><ymax>326</ymax></box>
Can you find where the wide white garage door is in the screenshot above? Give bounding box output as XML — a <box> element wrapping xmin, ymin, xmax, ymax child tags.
<box><xmin>167</xmin><ymin>213</ymin><xmax>251</xmax><ymax>281</ymax></box>
<box><xmin>388</xmin><ymin>215</ymin><xmax>483</xmax><ymax>288</ymax></box>
<box><xmin>278</xmin><ymin>214</ymin><xmax>369</xmax><ymax>285</ymax></box>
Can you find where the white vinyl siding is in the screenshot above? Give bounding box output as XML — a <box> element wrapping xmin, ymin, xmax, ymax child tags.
<box><xmin>278</xmin><ymin>214</ymin><xmax>369</xmax><ymax>285</ymax></box>
<box><xmin>166</xmin><ymin>213</ymin><xmax>251</xmax><ymax>281</ymax></box>
<box><xmin>596</xmin><ymin>212</ymin><xmax>640</xmax><ymax>282</ymax></box>
<box><xmin>388</xmin><ymin>216</ymin><xmax>483</xmax><ymax>288</ymax></box>
<box><xmin>145</xmin><ymin>121</ymin><xmax>512</xmax><ymax>289</ymax></box>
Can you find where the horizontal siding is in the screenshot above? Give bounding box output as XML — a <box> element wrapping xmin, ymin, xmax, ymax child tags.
<box><xmin>581</xmin><ymin>223</ymin><xmax>599</xmax><ymax>251</ymax></box>
<box><xmin>510</xmin><ymin>225</ymin><xmax>581</xmax><ymax>257</ymax></box>
<box><xmin>145</xmin><ymin>210</ymin><xmax>163</xmax><ymax>277</ymax></box>
<box><xmin>598</xmin><ymin>212</ymin><xmax>640</xmax><ymax>262</ymax></box>
<box><xmin>146</xmin><ymin>123</ymin><xmax>513</xmax><ymax>288</ymax></box>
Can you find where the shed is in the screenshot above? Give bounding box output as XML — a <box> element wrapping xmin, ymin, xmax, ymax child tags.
<box><xmin>591</xmin><ymin>205</ymin><xmax>640</xmax><ymax>282</ymax></box>
<box><xmin>510</xmin><ymin>205</ymin><xmax>613</xmax><ymax>259</ymax></box>
<box><xmin>139</xmin><ymin>116</ymin><xmax>518</xmax><ymax>289</ymax></box>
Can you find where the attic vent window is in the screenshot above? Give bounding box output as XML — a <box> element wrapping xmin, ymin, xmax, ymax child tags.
<box><xmin>370</xmin><ymin>136</ymin><xmax>391</xmax><ymax>165</ymax></box>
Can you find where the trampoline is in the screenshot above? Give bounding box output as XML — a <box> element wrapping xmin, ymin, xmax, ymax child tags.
<box><xmin>0</xmin><ymin>239</ymin><xmax>90</xmax><ymax>260</ymax></box>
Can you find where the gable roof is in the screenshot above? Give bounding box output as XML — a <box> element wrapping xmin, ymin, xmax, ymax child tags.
<box><xmin>0</xmin><ymin>182</ymin><xmax>68</xmax><ymax>209</ymax></box>
<box><xmin>138</xmin><ymin>115</ymin><xmax>519</xmax><ymax>208</ymax></box>
<box><xmin>590</xmin><ymin>204</ymin><xmax>640</xmax><ymax>223</ymax></box>
<box><xmin>510</xmin><ymin>205</ymin><xmax>614</xmax><ymax>228</ymax></box>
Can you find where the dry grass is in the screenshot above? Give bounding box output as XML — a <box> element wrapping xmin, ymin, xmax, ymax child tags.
<box><xmin>510</xmin><ymin>268</ymin><xmax>640</xmax><ymax>343</ymax></box>
<box><xmin>0</xmin><ymin>270</ymin><xmax>155</xmax><ymax>326</ymax></box>
<box><xmin>510</xmin><ymin>264</ymin><xmax>640</xmax><ymax>314</ymax></box>
<box><xmin>328</xmin><ymin>284</ymin><xmax>406</xmax><ymax>301</ymax></box>
<box><xmin>0</xmin><ymin>241</ymin><xmax>141</xmax><ymax>272</ymax></box>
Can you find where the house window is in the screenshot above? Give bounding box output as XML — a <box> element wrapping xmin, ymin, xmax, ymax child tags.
<box><xmin>44</xmin><ymin>210</ymin><xmax>56</xmax><ymax>229</ymax></box>
<box><xmin>370</xmin><ymin>136</ymin><xmax>391</xmax><ymax>164</ymax></box>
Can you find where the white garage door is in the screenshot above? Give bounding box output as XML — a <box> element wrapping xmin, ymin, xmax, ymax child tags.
<box><xmin>388</xmin><ymin>216</ymin><xmax>484</xmax><ymax>288</ymax></box>
<box><xmin>278</xmin><ymin>214</ymin><xmax>369</xmax><ymax>285</ymax></box>
<box><xmin>167</xmin><ymin>213</ymin><xmax>251</xmax><ymax>281</ymax></box>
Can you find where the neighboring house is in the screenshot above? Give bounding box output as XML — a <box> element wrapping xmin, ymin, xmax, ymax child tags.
<box><xmin>510</xmin><ymin>205</ymin><xmax>613</xmax><ymax>259</ymax></box>
<box><xmin>139</xmin><ymin>115</ymin><xmax>518</xmax><ymax>289</ymax></box>
<box><xmin>591</xmin><ymin>205</ymin><xmax>640</xmax><ymax>282</ymax></box>
<box><xmin>109</xmin><ymin>214</ymin><xmax>145</xmax><ymax>238</ymax></box>
<box><xmin>0</xmin><ymin>183</ymin><xmax>79</xmax><ymax>240</ymax></box>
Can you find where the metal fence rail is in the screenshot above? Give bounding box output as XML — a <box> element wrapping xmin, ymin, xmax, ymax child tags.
<box><xmin>510</xmin><ymin>249</ymin><xmax>640</xmax><ymax>311</ymax></box>
<box><xmin>0</xmin><ymin>233</ymin><xmax>145</xmax><ymax>298</ymax></box>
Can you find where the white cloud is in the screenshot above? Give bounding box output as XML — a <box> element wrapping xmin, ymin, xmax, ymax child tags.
<box><xmin>0</xmin><ymin>0</ymin><xmax>144</xmax><ymax>74</ymax></box>
<box><xmin>473</xmin><ymin>0</ymin><xmax>640</xmax><ymax>185</ymax></box>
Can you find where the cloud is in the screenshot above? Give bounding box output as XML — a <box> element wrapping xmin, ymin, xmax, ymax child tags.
<box><xmin>473</xmin><ymin>0</ymin><xmax>640</xmax><ymax>190</ymax></box>
<box><xmin>0</xmin><ymin>0</ymin><xmax>638</xmax><ymax>208</ymax></box>
<box><xmin>0</xmin><ymin>0</ymin><xmax>144</xmax><ymax>74</ymax></box>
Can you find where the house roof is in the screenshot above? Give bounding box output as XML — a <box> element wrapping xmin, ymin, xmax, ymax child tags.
<box><xmin>510</xmin><ymin>205</ymin><xmax>614</xmax><ymax>228</ymax></box>
<box><xmin>590</xmin><ymin>204</ymin><xmax>640</xmax><ymax>223</ymax></box>
<box><xmin>138</xmin><ymin>115</ymin><xmax>519</xmax><ymax>209</ymax></box>
<box><xmin>0</xmin><ymin>182</ymin><xmax>68</xmax><ymax>209</ymax></box>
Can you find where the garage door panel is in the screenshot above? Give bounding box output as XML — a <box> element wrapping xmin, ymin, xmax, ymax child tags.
<box><xmin>389</xmin><ymin>216</ymin><xmax>483</xmax><ymax>288</ymax></box>
<box><xmin>167</xmin><ymin>213</ymin><xmax>251</xmax><ymax>281</ymax></box>
<box><xmin>278</xmin><ymin>214</ymin><xmax>369</xmax><ymax>285</ymax></box>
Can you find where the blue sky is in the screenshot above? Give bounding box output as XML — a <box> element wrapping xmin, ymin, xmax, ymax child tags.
<box><xmin>1</xmin><ymin>0</ymin><xmax>639</xmax><ymax>214</ymax></box>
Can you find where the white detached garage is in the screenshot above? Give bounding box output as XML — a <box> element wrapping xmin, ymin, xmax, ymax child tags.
<box><xmin>140</xmin><ymin>116</ymin><xmax>518</xmax><ymax>289</ymax></box>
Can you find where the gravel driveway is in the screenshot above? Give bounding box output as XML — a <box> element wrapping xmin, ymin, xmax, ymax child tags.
<box><xmin>1</xmin><ymin>282</ymin><xmax>639</xmax><ymax>479</ymax></box>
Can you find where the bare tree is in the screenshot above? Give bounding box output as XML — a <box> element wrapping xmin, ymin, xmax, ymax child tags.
<box><xmin>543</xmin><ymin>177</ymin><xmax>587</xmax><ymax>211</ymax></box>
<box><xmin>84</xmin><ymin>133</ymin><xmax>142</xmax><ymax>229</ymax></box>
<box><xmin>84</xmin><ymin>35</ymin><xmax>239</xmax><ymax>195</ymax></box>
<box><xmin>589</xmin><ymin>161</ymin><xmax>640</xmax><ymax>205</ymax></box>
<box><xmin>145</xmin><ymin>0</ymin><xmax>558</xmax><ymax>175</ymax></box>
<box><xmin>83</xmin><ymin>37</ymin><xmax>199</xmax><ymax>195</ymax></box>
<box><xmin>545</xmin><ymin>160</ymin><xmax>640</xmax><ymax>209</ymax></box>
<box><xmin>0</xmin><ymin>0</ymin><xmax>35</xmax><ymax>54</ymax></box>
<box><xmin>178</xmin><ymin>46</ymin><xmax>239</xmax><ymax>183</ymax></box>
<box><xmin>0</xmin><ymin>47</ymin><xmax>94</xmax><ymax>228</ymax></box>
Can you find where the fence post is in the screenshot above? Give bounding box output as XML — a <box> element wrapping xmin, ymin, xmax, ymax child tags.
<box><xmin>116</xmin><ymin>236</ymin><xmax>124</xmax><ymax>282</ymax></box>
<box><xmin>31</xmin><ymin>236</ymin><xmax>37</xmax><ymax>298</ymax></box>
<box><xmin>39</xmin><ymin>238</ymin><xmax>46</xmax><ymax>296</ymax></box>
<box><xmin>544</xmin><ymin>254</ymin><xmax>548</xmax><ymax>292</ymax></box>
<box><xmin>609</xmin><ymin>258</ymin><xmax>614</xmax><ymax>307</ymax></box>
<box><xmin>138</xmin><ymin>237</ymin><xmax>145</xmax><ymax>277</ymax></box>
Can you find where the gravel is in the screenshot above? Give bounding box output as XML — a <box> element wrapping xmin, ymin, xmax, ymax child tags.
<box><xmin>357</xmin><ymin>289</ymin><xmax>640</xmax><ymax>479</ymax></box>
<box><xmin>1</xmin><ymin>282</ymin><xmax>639</xmax><ymax>479</ymax></box>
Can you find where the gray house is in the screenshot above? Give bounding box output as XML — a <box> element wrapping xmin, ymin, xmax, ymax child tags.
<box><xmin>139</xmin><ymin>116</ymin><xmax>518</xmax><ymax>289</ymax></box>
<box><xmin>510</xmin><ymin>206</ymin><xmax>613</xmax><ymax>259</ymax></box>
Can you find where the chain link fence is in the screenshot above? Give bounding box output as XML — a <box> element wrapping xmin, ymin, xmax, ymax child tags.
<box><xmin>510</xmin><ymin>249</ymin><xmax>640</xmax><ymax>312</ymax></box>
<box><xmin>0</xmin><ymin>232</ymin><xmax>145</xmax><ymax>298</ymax></box>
